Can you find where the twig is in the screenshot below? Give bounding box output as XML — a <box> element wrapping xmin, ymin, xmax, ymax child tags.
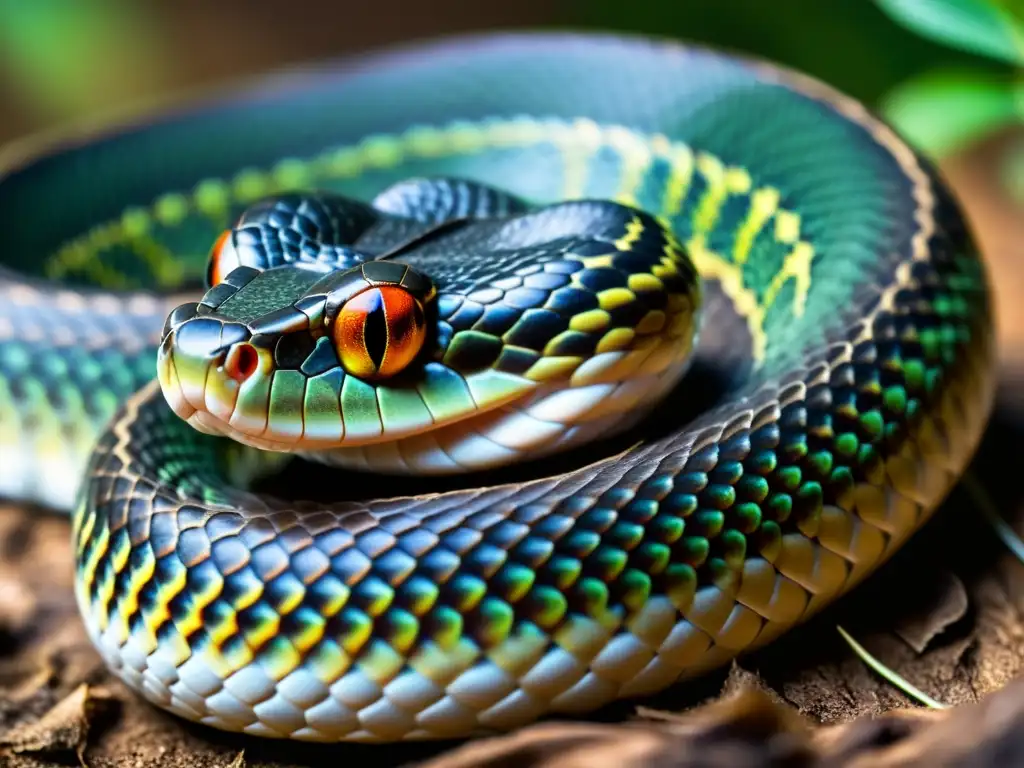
<box><xmin>836</xmin><ymin>625</ymin><xmax>948</xmax><ymax>709</ymax></box>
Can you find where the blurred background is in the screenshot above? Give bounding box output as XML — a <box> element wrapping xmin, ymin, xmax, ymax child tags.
<box><xmin>0</xmin><ymin>0</ymin><xmax>1017</xmax><ymax>156</ymax></box>
<box><xmin>1</xmin><ymin>0</ymin><xmax>1022</xmax><ymax>356</ymax></box>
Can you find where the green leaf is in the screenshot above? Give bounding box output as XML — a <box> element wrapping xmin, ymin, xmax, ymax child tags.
<box><xmin>881</xmin><ymin>68</ymin><xmax>1024</xmax><ymax>156</ymax></box>
<box><xmin>0</xmin><ymin>0</ymin><xmax>167</xmax><ymax>120</ymax></box>
<box><xmin>875</xmin><ymin>0</ymin><xmax>1024</xmax><ymax>65</ymax></box>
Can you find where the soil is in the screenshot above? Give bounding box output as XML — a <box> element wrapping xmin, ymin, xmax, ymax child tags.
<box><xmin>3</xmin><ymin>132</ymin><xmax>1024</xmax><ymax>767</ymax></box>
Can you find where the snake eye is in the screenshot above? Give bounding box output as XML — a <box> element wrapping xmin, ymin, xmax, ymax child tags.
<box><xmin>206</xmin><ymin>229</ymin><xmax>239</xmax><ymax>287</ymax></box>
<box><xmin>332</xmin><ymin>286</ymin><xmax>427</xmax><ymax>380</ymax></box>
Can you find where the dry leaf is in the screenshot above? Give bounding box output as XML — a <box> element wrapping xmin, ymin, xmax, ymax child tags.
<box><xmin>419</xmin><ymin>689</ymin><xmax>816</xmax><ymax>768</ymax></box>
<box><xmin>0</xmin><ymin>684</ymin><xmax>100</xmax><ymax>765</ymax></box>
<box><xmin>892</xmin><ymin>571</ymin><xmax>970</xmax><ymax>654</ymax></box>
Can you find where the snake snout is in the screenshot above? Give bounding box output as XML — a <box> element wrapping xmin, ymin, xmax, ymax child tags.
<box><xmin>161</xmin><ymin>302</ymin><xmax>200</xmax><ymax>341</ymax></box>
<box><xmin>157</xmin><ymin>314</ymin><xmax>253</xmax><ymax>432</ymax></box>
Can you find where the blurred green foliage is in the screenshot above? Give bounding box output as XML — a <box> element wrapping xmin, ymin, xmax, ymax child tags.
<box><xmin>877</xmin><ymin>0</ymin><xmax>1024</xmax><ymax>159</ymax></box>
<box><xmin>1</xmin><ymin>0</ymin><xmax>1022</xmax><ymax>172</ymax></box>
<box><xmin>874</xmin><ymin>0</ymin><xmax>1024</xmax><ymax>199</ymax></box>
<box><xmin>580</xmin><ymin>0</ymin><xmax>1023</xmax><ymax>157</ymax></box>
<box><xmin>577</xmin><ymin>0</ymin><xmax>981</xmax><ymax>109</ymax></box>
<box><xmin>579</xmin><ymin>0</ymin><xmax>1024</xmax><ymax>198</ymax></box>
<box><xmin>0</xmin><ymin>1</ymin><xmax>969</xmax><ymax>123</ymax></box>
<box><xmin>876</xmin><ymin>0</ymin><xmax>1024</xmax><ymax>66</ymax></box>
<box><xmin>0</xmin><ymin>0</ymin><xmax>168</xmax><ymax>124</ymax></box>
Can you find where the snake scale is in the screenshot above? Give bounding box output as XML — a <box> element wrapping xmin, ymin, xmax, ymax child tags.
<box><xmin>0</xmin><ymin>33</ymin><xmax>996</xmax><ymax>742</ymax></box>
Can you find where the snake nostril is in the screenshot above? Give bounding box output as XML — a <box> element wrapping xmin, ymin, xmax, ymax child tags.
<box><xmin>223</xmin><ymin>343</ymin><xmax>260</xmax><ymax>382</ymax></box>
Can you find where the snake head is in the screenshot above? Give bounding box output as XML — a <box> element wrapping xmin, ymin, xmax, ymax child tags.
<box><xmin>157</xmin><ymin>182</ymin><xmax>702</xmax><ymax>474</ymax></box>
<box><xmin>158</xmin><ymin>258</ymin><xmax>436</xmax><ymax>444</ymax></box>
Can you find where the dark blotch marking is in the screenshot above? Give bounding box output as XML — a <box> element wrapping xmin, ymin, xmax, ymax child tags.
<box><xmin>608</xmin><ymin>301</ymin><xmax>649</xmax><ymax>329</ymax></box>
<box><xmin>474</xmin><ymin>305</ymin><xmax>523</xmax><ymax>336</ymax></box>
<box><xmin>545</xmin><ymin>287</ymin><xmax>598</xmax><ymax>316</ymax></box>
<box><xmin>502</xmin><ymin>309</ymin><xmax>569</xmax><ymax>351</ymax></box>
<box><xmin>496</xmin><ymin>346</ymin><xmax>541</xmax><ymax>375</ymax></box>
<box><xmin>444</xmin><ymin>331</ymin><xmax>503</xmax><ymax>372</ymax></box>
<box><xmin>546</xmin><ymin>330</ymin><xmax>598</xmax><ymax>358</ymax></box>
<box><xmin>274</xmin><ymin>333</ymin><xmax>316</xmax><ymax>370</ymax></box>
<box><xmin>579</xmin><ymin>268</ymin><xmax>627</xmax><ymax>292</ymax></box>
<box><xmin>612</xmin><ymin>251</ymin><xmax>661</xmax><ymax>274</ymax></box>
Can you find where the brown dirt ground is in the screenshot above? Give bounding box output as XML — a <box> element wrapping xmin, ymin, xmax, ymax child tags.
<box><xmin>3</xmin><ymin>131</ymin><xmax>1024</xmax><ymax>767</ymax></box>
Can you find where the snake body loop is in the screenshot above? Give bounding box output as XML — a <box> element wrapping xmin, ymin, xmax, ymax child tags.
<box><xmin>0</xmin><ymin>34</ymin><xmax>995</xmax><ymax>742</ymax></box>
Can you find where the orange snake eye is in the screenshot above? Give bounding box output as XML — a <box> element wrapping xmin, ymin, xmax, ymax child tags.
<box><xmin>206</xmin><ymin>229</ymin><xmax>238</xmax><ymax>287</ymax></box>
<box><xmin>332</xmin><ymin>285</ymin><xmax>427</xmax><ymax>380</ymax></box>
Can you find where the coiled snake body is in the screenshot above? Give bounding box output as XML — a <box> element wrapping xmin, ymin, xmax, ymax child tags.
<box><xmin>0</xmin><ymin>34</ymin><xmax>995</xmax><ymax>742</ymax></box>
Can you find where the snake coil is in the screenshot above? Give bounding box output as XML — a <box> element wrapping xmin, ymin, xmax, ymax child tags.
<box><xmin>0</xmin><ymin>33</ymin><xmax>995</xmax><ymax>742</ymax></box>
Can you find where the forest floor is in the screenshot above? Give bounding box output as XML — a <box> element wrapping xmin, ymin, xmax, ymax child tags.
<box><xmin>3</xmin><ymin>131</ymin><xmax>1024</xmax><ymax>767</ymax></box>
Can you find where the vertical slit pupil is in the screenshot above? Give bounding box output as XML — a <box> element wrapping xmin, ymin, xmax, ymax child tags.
<box><xmin>363</xmin><ymin>289</ymin><xmax>388</xmax><ymax>369</ymax></box>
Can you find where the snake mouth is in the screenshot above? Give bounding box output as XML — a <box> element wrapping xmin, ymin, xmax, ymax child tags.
<box><xmin>157</xmin><ymin>302</ymin><xmax>699</xmax><ymax>474</ymax></box>
<box><xmin>159</xmin><ymin>343</ymin><xmax>301</xmax><ymax>449</ymax></box>
<box><xmin>158</xmin><ymin>330</ymin><xmax>540</xmax><ymax>455</ymax></box>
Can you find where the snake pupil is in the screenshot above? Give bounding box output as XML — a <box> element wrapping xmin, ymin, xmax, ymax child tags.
<box><xmin>363</xmin><ymin>292</ymin><xmax>388</xmax><ymax>369</ymax></box>
<box><xmin>332</xmin><ymin>285</ymin><xmax>428</xmax><ymax>380</ymax></box>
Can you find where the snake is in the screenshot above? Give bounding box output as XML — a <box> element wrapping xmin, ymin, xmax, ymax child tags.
<box><xmin>0</xmin><ymin>33</ymin><xmax>995</xmax><ymax>743</ymax></box>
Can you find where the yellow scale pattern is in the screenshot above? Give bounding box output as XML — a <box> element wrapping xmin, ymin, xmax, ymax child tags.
<box><xmin>43</xmin><ymin>118</ymin><xmax>814</xmax><ymax>363</ymax></box>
